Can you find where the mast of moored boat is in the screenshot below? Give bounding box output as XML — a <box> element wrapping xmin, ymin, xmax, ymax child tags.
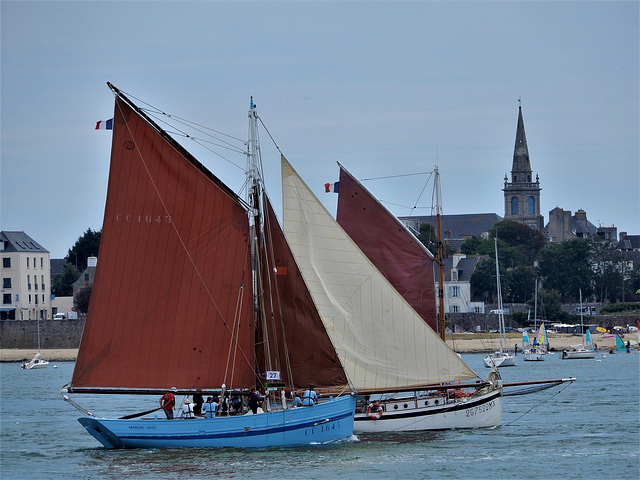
<box><xmin>434</xmin><ymin>166</ymin><xmax>446</xmax><ymax>341</ymax></box>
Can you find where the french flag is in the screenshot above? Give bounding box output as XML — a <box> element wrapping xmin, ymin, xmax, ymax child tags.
<box><xmin>324</xmin><ymin>182</ymin><xmax>339</xmax><ymax>193</ymax></box>
<box><xmin>95</xmin><ymin>118</ymin><xmax>113</xmax><ymax>130</ymax></box>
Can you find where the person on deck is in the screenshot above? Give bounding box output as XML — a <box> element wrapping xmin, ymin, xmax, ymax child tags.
<box><xmin>202</xmin><ymin>396</ymin><xmax>218</xmax><ymax>418</ymax></box>
<box><xmin>302</xmin><ymin>385</ymin><xmax>318</xmax><ymax>406</ymax></box>
<box><xmin>182</xmin><ymin>398</ymin><xmax>195</xmax><ymax>418</ymax></box>
<box><xmin>193</xmin><ymin>389</ymin><xmax>204</xmax><ymax>416</ymax></box>
<box><xmin>248</xmin><ymin>387</ymin><xmax>264</xmax><ymax>414</ymax></box>
<box><xmin>159</xmin><ymin>387</ymin><xmax>177</xmax><ymax>419</ymax></box>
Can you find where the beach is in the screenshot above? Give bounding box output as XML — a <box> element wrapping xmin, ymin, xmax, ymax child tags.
<box><xmin>1</xmin><ymin>332</ymin><xmax>632</xmax><ymax>363</ymax></box>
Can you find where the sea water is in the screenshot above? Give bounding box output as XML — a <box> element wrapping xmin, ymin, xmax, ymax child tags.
<box><xmin>1</xmin><ymin>353</ymin><xmax>638</xmax><ymax>479</ymax></box>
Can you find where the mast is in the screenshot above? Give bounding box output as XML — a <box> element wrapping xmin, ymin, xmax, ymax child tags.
<box><xmin>246</xmin><ymin>97</ymin><xmax>268</xmax><ymax>378</ymax></box>
<box><xmin>494</xmin><ymin>238</ymin><xmax>504</xmax><ymax>353</ymax></box>
<box><xmin>434</xmin><ymin>166</ymin><xmax>446</xmax><ymax>340</ymax></box>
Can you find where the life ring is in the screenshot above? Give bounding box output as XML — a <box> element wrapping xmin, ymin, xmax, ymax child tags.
<box><xmin>366</xmin><ymin>402</ymin><xmax>383</xmax><ymax>420</ymax></box>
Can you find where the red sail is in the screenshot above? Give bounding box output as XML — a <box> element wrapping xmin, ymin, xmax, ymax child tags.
<box><xmin>336</xmin><ymin>165</ymin><xmax>438</xmax><ymax>331</ymax></box>
<box><xmin>261</xmin><ymin>192</ymin><xmax>349</xmax><ymax>389</ymax></box>
<box><xmin>71</xmin><ymin>96</ymin><xmax>255</xmax><ymax>391</ymax></box>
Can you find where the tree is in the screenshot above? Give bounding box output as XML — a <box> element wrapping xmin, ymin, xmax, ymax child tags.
<box><xmin>536</xmin><ymin>239</ymin><xmax>593</xmax><ymax>301</ymax></box>
<box><xmin>588</xmin><ymin>236</ymin><xmax>625</xmax><ymax>303</ymax></box>
<box><xmin>51</xmin><ymin>263</ymin><xmax>80</xmax><ymax>296</ymax></box>
<box><xmin>67</xmin><ymin>228</ymin><xmax>101</xmax><ymax>271</ymax></box>
<box><xmin>503</xmin><ymin>266</ymin><xmax>536</xmax><ymax>303</ymax></box>
<box><xmin>75</xmin><ymin>286</ymin><xmax>92</xmax><ymax>313</ymax></box>
<box><xmin>470</xmin><ymin>257</ymin><xmax>498</xmax><ymax>302</ymax></box>
<box><xmin>490</xmin><ymin>220</ymin><xmax>547</xmax><ymax>265</ymax></box>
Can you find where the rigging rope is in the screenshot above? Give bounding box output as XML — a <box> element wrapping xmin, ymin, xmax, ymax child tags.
<box><xmin>504</xmin><ymin>380</ymin><xmax>574</xmax><ymax>425</ymax></box>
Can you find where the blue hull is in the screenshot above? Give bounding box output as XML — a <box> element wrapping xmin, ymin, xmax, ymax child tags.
<box><xmin>78</xmin><ymin>395</ymin><xmax>356</xmax><ymax>449</ymax></box>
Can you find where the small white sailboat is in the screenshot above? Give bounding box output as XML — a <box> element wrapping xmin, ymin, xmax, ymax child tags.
<box><xmin>561</xmin><ymin>289</ymin><xmax>596</xmax><ymax>360</ymax></box>
<box><xmin>484</xmin><ymin>239</ymin><xmax>515</xmax><ymax>368</ymax></box>
<box><xmin>523</xmin><ymin>330</ymin><xmax>545</xmax><ymax>361</ymax></box>
<box><xmin>22</xmin><ymin>318</ymin><xmax>49</xmax><ymax>370</ymax></box>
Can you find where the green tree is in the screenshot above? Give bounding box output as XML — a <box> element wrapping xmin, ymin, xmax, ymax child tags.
<box><xmin>503</xmin><ymin>266</ymin><xmax>536</xmax><ymax>303</ymax></box>
<box><xmin>589</xmin><ymin>236</ymin><xmax>625</xmax><ymax>303</ymax></box>
<box><xmin>51</xmin><ymin>263</ymin><xmax>80</xmax><ymax>296</ymax></box>
<box><xmin>67</xmin><ymin>228</ymin><xmax>101</xmax><ymax>271</ymax></box>
<box><xmin>536</xmin><ymin>239</ymin><xmax>593</xmax><ymax>300</ymax></box>
<box><xmin>75</xmin><ymin>286</ymin><xmax>92</xmax><ymax>313</ymax></box>
<box><xmin>470</xmin><ymin>257</ymin><xmax>498</xmax><ymax>302</ymax></box>
<box><xmin>490</xmin><ymin>220</ymin><xmax>547</xmax><ymax>265</ymax></box>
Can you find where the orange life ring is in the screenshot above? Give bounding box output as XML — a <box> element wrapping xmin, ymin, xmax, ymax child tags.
<box><xmin>366</xmin><ymin>402</ymin><xmax>383</xmax><ymax>420</ymax></box>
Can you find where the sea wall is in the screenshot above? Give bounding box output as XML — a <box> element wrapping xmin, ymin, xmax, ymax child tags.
<box><xmin>0</xmin><ymin>319</ymin><xmax>85</xmax><ymax>349</ymax></box>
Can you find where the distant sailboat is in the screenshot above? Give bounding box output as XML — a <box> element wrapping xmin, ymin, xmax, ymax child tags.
<box><xmin>561</xmin><ymin>289</ymin><xmax>596</xmax><ymax>360</ymax></box>
<box><xmin>484</xmin><ymin>239</ymin><xmax>516</xmax><ymax>368</ymax></box>
<box><xmin>523</xmin><ymin>329</ymin><xmax>544</xmax><ymax>361</ymax></box>
<box><xmin>62</xmin><ymin>84</ymin><xmax>356</xmax><ymax>449</ymax></box>
<box><xmin>615</xmin><ymin>333</ymin><xmax>626</xmax><ymax>352</ymax></box>
<box><xmin>22</xmin><ymin>318</ymin><xmax>49</xmax><ymax>370</ymax></box>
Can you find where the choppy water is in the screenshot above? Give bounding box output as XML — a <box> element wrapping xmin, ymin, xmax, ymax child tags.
<box><xmin>1</xmin><ymin>353</ymin><xmax>638</xmax><ymax>479</ymax></box>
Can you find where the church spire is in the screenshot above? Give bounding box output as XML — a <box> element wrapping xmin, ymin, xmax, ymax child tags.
<box><xmin>502</xmin><ymin>102</ymin><xmax>543</xmax><ymax>232</ymax></box>
<box><xmin>512</xmin><ymin>105</ymin><xmax>532</xmax><ymax>178</ymax></box>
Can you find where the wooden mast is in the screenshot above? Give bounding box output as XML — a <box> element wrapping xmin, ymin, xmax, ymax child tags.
<box><xmin>434</xmin><ymin>166</ymin><xmax>446</xmax><ymax>340</ymax></box>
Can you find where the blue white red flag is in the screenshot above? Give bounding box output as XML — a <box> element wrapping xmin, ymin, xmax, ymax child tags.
<box><xmin>95</xmin><ymin>119</ymin><xmax>113</xmax><ymax>130</ymax></box>
<box><xmin>324</xmin><ymin>182</ymin><xmax>339</xmax><ymax>193</ymax></box>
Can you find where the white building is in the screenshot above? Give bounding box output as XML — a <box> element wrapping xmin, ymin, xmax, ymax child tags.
<box><xmin>436</xmin><ymin>253</ymin><xmax>487</xmax><ymax>314</ymax></box>
<box><xmin>1</xmin><ymin>231</ymin><xmax>52</xmax><ymax>320</ymax></box>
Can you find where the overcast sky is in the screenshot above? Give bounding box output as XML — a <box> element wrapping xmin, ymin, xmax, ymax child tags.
<box><xmin>2</xmin><ymin>1</ymin><xmax>638</xmax><ymax>259</ymax></box>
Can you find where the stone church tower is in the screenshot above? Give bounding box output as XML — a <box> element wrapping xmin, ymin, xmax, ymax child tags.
<box><xmin>502</xmin><ymin>104</ymin><xmax>544</xmax><ymax>231</ymax></box>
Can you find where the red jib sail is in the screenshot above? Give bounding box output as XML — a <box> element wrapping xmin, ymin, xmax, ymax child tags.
<box><xmin>71</xmin><ymin>95</ymin><xmax>255</xmax><ymax>391</ymax></box>
<box><xmin>335</xmin><ymin>164</ymin><xmax>438</xmax><ymax>331</ymax></box>
<box><xmin>260</xmin><ymin>192</ymin><xmax>348</xmax><ymax>389</ymax></box>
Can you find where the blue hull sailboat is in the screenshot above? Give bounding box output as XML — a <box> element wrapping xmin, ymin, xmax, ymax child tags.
<box><xmin>62</xmin><ymin>84</ymin><xmax>356</xmax><ymax>449</ymax></box>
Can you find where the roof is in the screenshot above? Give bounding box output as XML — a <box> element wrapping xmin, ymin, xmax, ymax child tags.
<box><xmin>0</xmin><ymin>231</ymin><xmax>49</xmax><ymax>253</ymax></box>
<box><xmin>399</xmin><ymin>213</ymin><xmax>502</xmax><ymax>239</ymax></box>
<box><xmin>50</xmin><ymin>258</ymin><xmax>68</xmax><ymax>276</ymax></box>
<box><xmin>443</xmin><ymin>255</ymin><xmax>487</xmax><ymax>282</ymax></box>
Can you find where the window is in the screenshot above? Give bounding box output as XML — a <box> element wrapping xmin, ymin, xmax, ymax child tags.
<box><xmin>27</xmin><ymin>275</ymin><xmax>31</xmax><ymax>290</ymax></box>
<box><xmin>2</xmin><ymin>258</ymin><xmax>10</xmax><ymax>268</ymax></box>
<box><xmin>450</xmin><ymin>305</ymin><xmax>460</xmax><ymax>313</ymax></box>
<box><xmin>451</xmin><ymin>270</ymin><xmax>458</xmax><ymax>281</ymax></box>
<box><xmin>26</xmin><ymin>257</ymin><xmax>30</xmax><ymax>268</ymax></box>
<box><xmin>85</xmin><ymin>273</ymin><xmax>89</xmax><ymax>281</ymax></box>
<box><xmin>40</xmin><ymin>257</ymin><xmax>43</xmax><ymax>268</ymax></box>
<box><xmin>449</xmin><ymin>286</ymin><xmax>460</xmax><ymax>298</ymax></box>
<box><xmin>2</xmin><ymin>278</ymin><xmax>11</xmax><ymax>289</ymax></box>
<box><xmin>28</xmin><ymin>294</ymin><xmax>32</xmax><ymax>303</ymax></box>
<box><xmin>41</xmin><ymin>275</ymin><xmax>45</xmax><ymax>291</ymax></box>
<box><xmin>528</xmin><ymin>196</ymin><xmax>535</xmax><ymax>214</ymax></box>
<box><xmin>3</xmin><ymin>294</ymin><xmax>11</xmax><ymax>305</ymax></box>
<box><xmin>511</xmin><ymin>197</ymin><xmax>519</xmax><ymax>215</ymax></box>
<box><xmin>473</xmin><ymin>306</ymin><xmax>482</xmax><ymax>313</ymax></box>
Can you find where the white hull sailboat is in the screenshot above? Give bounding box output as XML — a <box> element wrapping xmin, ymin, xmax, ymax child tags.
<box><xmin>522</xmin><ymin>329</ymin><xmax>545</xmax><ymax>362</ymax></box>
<box><xmin>320</xmin><ymin>164</ymin><xmax>503</xmax><ymax>432</ymax></box>
<box><xmin>22</xmin><ymin>318</ymin><xmax>49</xmax><ymax>370</ymax></box>
<box><xmin>562</xmin><ymin>290</ymin><xmax>596</xmax><ymax>360</ymax></box>
<box><xmin>63</xmin><ymin>84</ymin><xmax>356</xmax><ymax>449</ymax></box>
<box><xmin>484</xmin><ymin>239</ymin><xmax>515</xmax><ymax>368</ymax></box>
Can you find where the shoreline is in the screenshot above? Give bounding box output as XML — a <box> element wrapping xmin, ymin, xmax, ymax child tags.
<box><xmin>2</xmin><ymin>333</ymin><xmax>633</xmax><ymax>363</ymax></box>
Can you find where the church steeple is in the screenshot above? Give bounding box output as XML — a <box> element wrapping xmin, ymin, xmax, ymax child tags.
<box><xmin>511</xmin><ymin>105</ymin><xmax>532</xmax><ymax>180</ymax></box>
<box><xmin>502</xmin><ymin>103</ymin><xmax>544</xmax><ymax>231</ymax></box>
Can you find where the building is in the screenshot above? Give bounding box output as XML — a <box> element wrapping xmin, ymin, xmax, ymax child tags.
<box><xmin>502</xmin><ymin>104</ymin><xmax>544</xmax><ymax>232</ymax></box>
<box><xmin>72</xmin><ymin>256</ymin><xmax>97</xmax><ymax>297</ymax></box>
<box><xmin>399</xmin><ymin>213</ymin><xmax>502</xmax><ymax>252</ymax></box>
<box><xmin>544</xmin><ymin>207</ymin><xmax>618</xmax><ymax>244</ymax></box>
<box><xmin>436</xmin><ymin>253</ymin><xmax>487</xmax><ymax>314</ymax></box>
<box><xmin>0</xmin><ymin>231</ymin><xmax>52</xmax><ymax>320</ymax></box>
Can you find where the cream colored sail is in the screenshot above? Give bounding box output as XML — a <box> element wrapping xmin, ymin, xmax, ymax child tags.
<box><xmin>281</xmin><ymin>156</ymin><xmax>477</xmax><ymax>390</ymax></box>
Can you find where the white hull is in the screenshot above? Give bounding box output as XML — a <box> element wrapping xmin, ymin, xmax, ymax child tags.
<box><xmin>561</xmin><ymin>348</ymin><xmax>596</xmax><ymax>359</ymax></box>
<box><xmin>22</xmin><ymin>353</ymin><xmax>49</xmax><ymax>370</ymax></box>
<box><xmin>523</xmin><ymin>349</ymin><xmax>545</xmax><ymax>361</ymax></box>
<box><xmin>483</xmin><ymin>352</ymin><xmax>516</xmax><ymax>367</ymax></box>
<box><xmin>353</xmin><ymin>389</ymin><xmax>501</xmax><ymax>433</ymax></box>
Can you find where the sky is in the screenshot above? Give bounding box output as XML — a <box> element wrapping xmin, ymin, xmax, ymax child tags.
<box><xmin>1</xmin><ymin>1</ymin><xmax>638</xmax><ymax>259</ymax></box>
